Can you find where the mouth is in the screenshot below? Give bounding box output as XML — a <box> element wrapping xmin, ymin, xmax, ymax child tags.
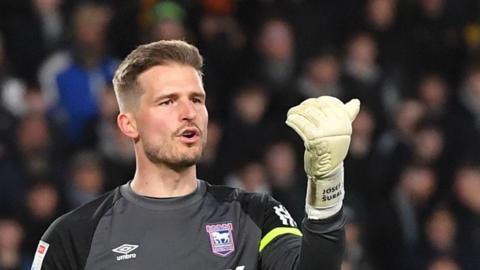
<box><xmin>177</xmin><ymin>127</ymin><xmax>201</xmax><ymax>144</ymax></box>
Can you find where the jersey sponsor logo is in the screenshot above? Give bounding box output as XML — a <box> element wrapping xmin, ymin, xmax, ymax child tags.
<box><xmin>112</xmin><ymin>244</ymin><xmax>139</xmax><ymax>261</ymax></box>
<box><xmin>273</xmin><ymin>205</ymin><xmax>297</xmax><ymax>227</ymax></box>
<box><xmin>206</xmin><ymin>222</ymin><xmax>235</xmax><ymax>257</ymax></box>
<box><xmin>31</xmin><ymin>240</ymin><xmax>49</xmax><ymax>270</ymax></box>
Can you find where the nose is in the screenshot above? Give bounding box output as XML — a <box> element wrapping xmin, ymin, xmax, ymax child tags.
<box><xmin>179</xmin><ymin>100</ymin><xmax>197</xmax><ymax>121</ymax></box>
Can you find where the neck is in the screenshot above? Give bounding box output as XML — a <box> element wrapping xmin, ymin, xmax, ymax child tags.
<box><xmin>131</xmin><ymin>154</ymin><xmax>198</xmax><ymax>198</ymax></box>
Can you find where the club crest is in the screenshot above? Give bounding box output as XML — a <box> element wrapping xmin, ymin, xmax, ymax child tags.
<box><xmin>206</xmin><ymin>222</ymin><xmax>235</xmax><ymax>257</ymax></box>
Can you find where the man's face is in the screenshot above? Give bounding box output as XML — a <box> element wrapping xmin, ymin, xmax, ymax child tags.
<box><xmin>134</xmin><ymin>63</ymin><xmax>208</xmax><ymax>169</ymax></box>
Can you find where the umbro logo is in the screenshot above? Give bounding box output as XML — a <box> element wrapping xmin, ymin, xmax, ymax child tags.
<box><xmin>112</xmin><ymin>244</ymin><xmax>138</xmax><ymax>261</ymax></box>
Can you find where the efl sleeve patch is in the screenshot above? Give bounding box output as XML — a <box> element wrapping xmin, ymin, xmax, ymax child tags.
<box><xmin>31</xmin><ymin>240</ymin><xmax>50</xmax><ymax>270</ymax></box>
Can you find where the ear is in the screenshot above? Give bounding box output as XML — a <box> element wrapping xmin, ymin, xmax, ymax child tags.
<box><xmin>117</xmin><ymin>112</ymin><xmax>138</xmax><ymax>139</ymax></box>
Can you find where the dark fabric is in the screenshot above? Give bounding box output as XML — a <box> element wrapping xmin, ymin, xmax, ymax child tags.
<box><xmin>36</xmin><ymin>180</ymin><xmax>345</xmax><ymax>269</ymax></box>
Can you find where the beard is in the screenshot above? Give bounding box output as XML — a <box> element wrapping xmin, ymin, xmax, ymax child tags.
<box><xmin>142</xmin><ymin>131</ymin><xmax>207</xmax><ymax>170</ymax></box>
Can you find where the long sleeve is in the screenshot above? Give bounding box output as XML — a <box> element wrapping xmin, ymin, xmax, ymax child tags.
<box><xmin>258</xmin><ymin>194</ymin><xmax>345</xmax><ymax>270</ymax></box>
<box><xmin>296</xmin><ymin>211</ymin><xmax>346</xmax><ymax>270</ymax></box>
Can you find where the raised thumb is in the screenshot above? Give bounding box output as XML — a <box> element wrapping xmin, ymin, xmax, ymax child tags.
<box><xmin>345</xmin><ymin>99</ymin><xmax>360</xmax><ymax>122</ymax></box>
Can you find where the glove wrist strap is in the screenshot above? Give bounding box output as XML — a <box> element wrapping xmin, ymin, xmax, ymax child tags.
<box><xmin>305</xmin><ymin>164</ymin><xmax>344</xmax><ymax>219</ymax></box>
<box><xmin>306</xmin><ymin>201</ymin><xmax>343</xmax><ymax>220</ymax></box>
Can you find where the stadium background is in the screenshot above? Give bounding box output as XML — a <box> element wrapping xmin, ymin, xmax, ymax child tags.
<box><xmin>0</xmin><ymin>0</ymin><xmax>480</xmax><ymax>269</ymax></box>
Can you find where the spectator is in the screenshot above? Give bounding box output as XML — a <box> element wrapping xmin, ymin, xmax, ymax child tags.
<box><xmin>417</xmin><ymin>73</ymin><xmax>450</xmax><ymax>116</ymax></box>
<box><xmin>417</xmin><ymin>206</ymin><xmax>458</xmax><ymax>269</ymax></box>
<box><xmin>196</xmin><ymin>3</ymin><xmax>246</xmax><ymax>117</ymax></box>
<box><xmin>296</xmin><ymin>51</ymin><xmax>343</xmax><ymax>99</ymax></box>
<box><xmin>457</xmin><ymin>65</ymin><xmax>480</xmax><ymax>158</ymax></box>
<box><xmin>14</xmin><ymin>113</ymin><xmax>64</xmax><ymax>185</ymax></box>
<box><xmin>342</xmin><ymin>207</ymin><xmax>373</xmax><ymax>270</ymax></box>
<box><xmin>452</xmin><ymin>164</ymin><xmax>480</xmax><ymax>270</ymax></box>
<box><xmin>144</xmin><ymin>0</ymin><xmax>189</xmax><ymax>43</ymax></box>
<box><xmin>413</xmin><ymin>122</ymin><xmax>444</xmax><ymax>166</ymax></box>
<box><xmin>225</xmin><ymin>161</ymin><xmax>270</xmax><ymax>194</ymax></box>
<box><xmin>370</xmin><ymin>165</ymin><xmax>438</xmax><ymax>270</ymax></box>
<box><xmin>66</xmin><ymin>151</ymin><xmax>105</xmax><ymax>209</ymax></box>
<box><xmin>220</xmin><ymin>82</ymin><xmax>273</xmax><ymax>173</ymax></box>
<box><xmin>82</xmin><ymin>87</ymin><xmax>135</xmax><ymax>190</ymax></box>
<box><xmin>0</xmin><ymin>217</ymin><xmax>30</xmax><ymax>270</ymax></box>
<box><xmin>427</xmin><ymin>256</ymin><xmax>461</xmax><ymax>270</ymax></box>
<box><xmin>264</xmin><ymin>140</ymin><xmax>304</xmax><ymax>224</ymax></box>
<box><xmin>341</xmin><ymin>32</ymin><xmax>390</xmax><ymax>126</ymax></box>
<box><xmin>358</xmin><ymin>0</ymin><xmax>410</xmax><ymax>74</ymax></box>
<box><xmin>415</xmin><ymin>73</ymin><xmax>470</xmax><ymax>175</ymax></box>
<box><xmin>251</xmin><ymin>17</ymin><xmax>297</xmax><ymax>92</ymax></box>
<box><xmin>39</xmin><ymin>2</ymin><xmax>118</xmax><ymax>147</ymax></box>
<box><xmin>0</xmin><ymin>112</ymin><xmax>64</xmax><ymax>215</ymax></box>
<box><xmin>20</xmin><ymin>182</ymin><xmax>60</xmax><ymax>257</ymax></box>
<box><xmin>372</xmin><ymin>99</ymin><xmax>426</xmax><ymax>197</ymax></box>
<box><xmin>416</xmin><ymin>74</ymin><xmax>458</xmax><ymax>149</ymax></box>
<box><xmin>344</xmin><ymin>106</ymin><xmax>379</xmax><ymax>219</ymax></box>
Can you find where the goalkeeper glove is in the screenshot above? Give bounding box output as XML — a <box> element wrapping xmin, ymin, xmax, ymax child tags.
<box><xmin>286</xmin><ymin>96</ymin><xmax>360</xmax><ymax>219</ymax></box>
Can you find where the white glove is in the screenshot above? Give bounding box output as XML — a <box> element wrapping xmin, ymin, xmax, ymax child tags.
<box><xmin>286</xmin><ymin>96</ymin><xmax>360</xmax><ymax>219</ymax></box>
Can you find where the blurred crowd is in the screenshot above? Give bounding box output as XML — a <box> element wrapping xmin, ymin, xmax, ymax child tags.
<box><xmin>0</xmin><ymin>0</ymin><xmax>480</xmax><ymax>269</ymax></box>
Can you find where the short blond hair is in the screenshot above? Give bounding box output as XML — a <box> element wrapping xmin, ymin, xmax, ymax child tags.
<box><xmin>112</xmin><ymin>40</ymin><xmax>203</xmax><ymax>111</ymax></box>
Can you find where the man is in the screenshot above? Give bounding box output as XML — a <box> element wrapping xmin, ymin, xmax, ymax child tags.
<box><xmin>32</xmin><ymin>40</ymin><xmax>360</xmax><ymax>270</ymax></box>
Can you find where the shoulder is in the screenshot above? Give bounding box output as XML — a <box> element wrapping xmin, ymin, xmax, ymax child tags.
<box><xmin>204</xmin><ymin>182</ymin><xmax>287</xmax><ymax>227</ymax></box>
<box><xmin>43</xmin><ymin>188</ymin><xmax>121</xmax><ymax>239</ymax></box>
<box><xmin>205</xmin><ymin>182</ymin><xmax>278</xmax><ymax>208</ymax></box>
<box><xmin>37</xmin><ymin>188</ymin><xmax>122</xmax><ymax>269</ymax></box>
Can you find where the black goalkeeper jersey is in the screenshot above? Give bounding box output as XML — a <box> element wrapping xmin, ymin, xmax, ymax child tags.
<box><xmin>32</xmin><ymin>180</ymin><xmax>345</xmax><ymax>270</ymax></box>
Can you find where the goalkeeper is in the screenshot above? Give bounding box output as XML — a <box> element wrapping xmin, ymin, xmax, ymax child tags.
<box><xmin>32</xmin><ymin>40</ymin><xmax>360</xmax><ymax>270</ymax></box>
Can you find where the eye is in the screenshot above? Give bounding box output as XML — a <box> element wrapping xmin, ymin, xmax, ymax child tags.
<box><xmin>159</xmin><ymin>99</ymin><xmax>174</xmax><ymax>106</ymax></box>
<box><xmin>192</xmin><ymin>97</ymin><xmax>204</xmax><ymax>104</ymax></box>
